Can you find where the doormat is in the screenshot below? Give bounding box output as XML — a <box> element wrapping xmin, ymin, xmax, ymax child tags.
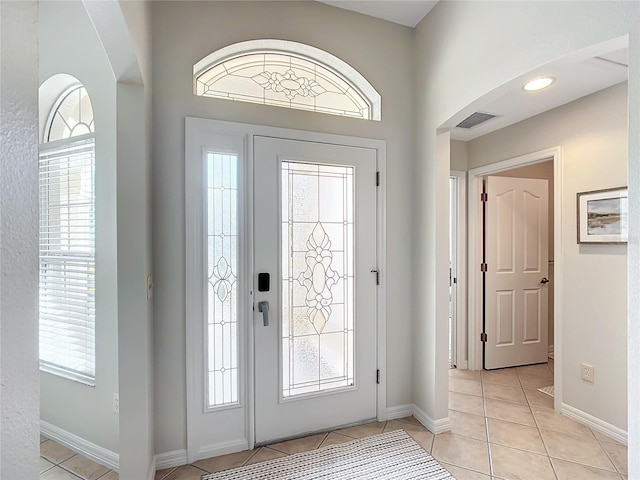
<box><xmin>201</xmin><ymin>430</ymin><xmax>455</xmax><ymax>480</ymax></box>
<box><xmin>537</xmin><ymin>385</ymin><xmax>555</xmax><ymax>397</ymax></box>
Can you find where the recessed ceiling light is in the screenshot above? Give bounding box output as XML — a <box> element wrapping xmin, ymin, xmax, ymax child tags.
<box><xmin>523</xmin><ymin>77</ymin><xmax>555</xmax><ymax>91</ymax></box>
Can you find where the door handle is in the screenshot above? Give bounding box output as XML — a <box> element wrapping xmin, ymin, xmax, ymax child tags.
<box><xmin>258</xmin><ymin>301</ymin><xmax>269</xmax><ymax>326</ymax></box>
<box><xmin>540</xmin><ymin>277</ymin><xmax>550</xmax><ymax>284</ymax></box>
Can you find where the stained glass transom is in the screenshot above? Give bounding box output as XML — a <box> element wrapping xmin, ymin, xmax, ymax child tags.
<box><xmin>46</xmin><ymin>86</ymin><xmax>94</xmax><ymax>143</ymax></box>
<box><xmin>206</xmin><ymin>152</ymin><xmax>239</xmax><ymax>408</ymax></box>
<box><xmin>282</xmin><ymin>161</ymin><xmax>354</xmax><ymax>398</ymax></box>
<box><xmin>194</xmin><ymin>40</ymin><xmax>381</xmax><ymax>121</ymax></box>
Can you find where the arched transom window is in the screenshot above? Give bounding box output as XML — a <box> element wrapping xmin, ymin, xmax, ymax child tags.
<box><xmin>194</xmin><ymin>40</ymin><xmax>381</xmax><ymax>121</ymax></box>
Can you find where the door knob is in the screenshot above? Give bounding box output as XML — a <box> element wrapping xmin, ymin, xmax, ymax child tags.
<box><xmin>258</xmin><ymin>301</ymin><xmax>269</xmax><ymax>326</ymax></box>
<box><xmin>540</xmin><ymin>277</ymin><xmax>549</xmax><ymax>284</ymax></box>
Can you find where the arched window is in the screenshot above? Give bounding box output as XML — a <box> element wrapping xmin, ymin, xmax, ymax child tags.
<box><xmin>194</xmin><ymin>40</ymin><xmax>381</xmax><ymax>121</ymax></box>
<box><xmin>39</xmin><ymin>80</ymin><xmax>96</xmax><ymax>385</ymax></box>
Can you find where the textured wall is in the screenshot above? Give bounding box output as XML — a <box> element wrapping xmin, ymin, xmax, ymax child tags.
<box><xmin>0</xmin><ymin>2</ymin><xmax>40</xmax><ymax>478</ymax></box>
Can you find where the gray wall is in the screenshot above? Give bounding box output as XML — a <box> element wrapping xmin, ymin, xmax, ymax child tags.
<box><xmin>151</xmin><ymin>1</ymin><xmax>415</xmax><ymax>454</ymax></box>
<box><xmin>450</xmin><ymin>140</ymin><xmax>468</xmax><ymax>172</ymax></box>
<box><xmin>413</xmin><ymin>3</ymin><xmax>639</xmax><ymax>463</ymax></box>
<box><xmin>469</xmin><ymin>84</ymin><xmax>628</xmax><ymax>429</ymax></box>
<box><xmin>39</xmin><ymin>0</ymin><xmax>119</xmax><ymax>453</ymax></box>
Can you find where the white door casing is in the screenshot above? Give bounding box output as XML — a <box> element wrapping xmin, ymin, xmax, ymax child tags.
<box><xmin>185</xmin><ymin>118</ymin><xmax>387</xmax><ymax>461</ymax></box>
<box><xmin>253</xmin><ymin>136</ymin><xmax>378</xmax><ymax>444</ymax></box>
<box><xmin>484</xmin><ymin>175</ymin><xmax>549</xmax><ymax>370</ymax></box>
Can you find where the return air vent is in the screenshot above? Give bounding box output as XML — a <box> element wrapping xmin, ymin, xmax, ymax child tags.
<box><xmin>456</xmin><ymin>112</ymin><xmax>497</xmax><ymax>129</ymax></box>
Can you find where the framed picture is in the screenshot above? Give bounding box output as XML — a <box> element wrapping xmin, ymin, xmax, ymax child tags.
<box><xmin>577</xmin><ymin>187</ymin><xmax>628</xmax><ymax>244</ymax></box>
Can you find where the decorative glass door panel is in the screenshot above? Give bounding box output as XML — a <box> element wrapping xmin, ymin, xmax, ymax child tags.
<box><xmin>206</xmin><ymin>152</ymin><xmax>239</xmax><ymax>408</ymax></box>
<box><xmin>254</xmin><ymin>136</ymin><xmax>377</xmax><ymax>444</ymax></box>
<box><xmin>281</xmin><ymin>162</ymin><xmax>354</xmax><ymax>398</ymax></box>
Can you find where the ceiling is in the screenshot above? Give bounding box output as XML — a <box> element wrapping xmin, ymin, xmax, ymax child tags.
<box><xmin>317</xmin><ymin>0</ymin><xmax>438</xmax><ymax>28</ymax></box>
<box><xmin>443</xmin><ymin>47</ymin><xmax>629</xmax><ymax>141</ymax></box>
<box><xmin>317</xmin><ymin>2</ymin><xmax>628</xmax><ymax>142</ymax></box>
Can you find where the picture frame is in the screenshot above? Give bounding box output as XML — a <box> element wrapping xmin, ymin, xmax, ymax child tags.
<box><xmin>577</xmin><ymin>187</ymin><xmax>628</xmax><ymax>244</ymax></box>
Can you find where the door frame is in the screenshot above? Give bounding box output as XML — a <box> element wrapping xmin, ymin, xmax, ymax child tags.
<box><xmin>467</xmin><ymin>146</ymin><xmax>562</xmax><ymax>410</ymax></box>
<box><xmin>450</xmin><ymin>171</ymin><xmax>467</xmax><ymax>369</ymax></box>
<box><xmin>185</xmin><ymin>118</ymin><xmax>387</xmax><ymax>460</ymax></box>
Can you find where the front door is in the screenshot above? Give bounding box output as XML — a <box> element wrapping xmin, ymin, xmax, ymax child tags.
<box><xmin>484</xmin><ymin>175</ymin><xmax>549</xmax><ymax>370</ymax></box>
<box><xmin>253</xmin><ymin>136</ymin><xmax>378</xmax><ymax>444</ymax></box>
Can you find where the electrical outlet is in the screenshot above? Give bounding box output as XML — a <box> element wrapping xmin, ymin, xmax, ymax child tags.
<box><xmin>113</xmin><ymin>393</ymin><xmax>119</xmax><ymax>414</ymax></box>
<box><xmin>581</xmin><ymin>363</ymin><xmax>594</xmax><ymax>383</ymax></box>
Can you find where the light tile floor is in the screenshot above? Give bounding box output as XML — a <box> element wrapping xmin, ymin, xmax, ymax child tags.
<box><xmin>39</xmin><ymin>434</ymin><xmax>117</xmax><ymax>480</ymax></box>
<box><xmin>442</xmin><ymin>360</ymin><xmax>628</xmax><ymax>480</ymax></box>
<box><xmin>41</xmin><ymin>360</ymin><xmax>629</xmax><ymax>480</ymax></box>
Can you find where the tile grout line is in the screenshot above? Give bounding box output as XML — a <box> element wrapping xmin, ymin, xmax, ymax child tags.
<box><xmin>241</xmin><ymin>446</ymin><xmax>265</xmax><ymax>467</ymax></box>
<box><xmin>480</xmin><ymin>369</ymin><xmax>495</xmax><ymax>479</ymax></box>
<box><xmin>517</xmin><ymin>361</ymin><xmax>560</xmax><ymax>480</ymax></box>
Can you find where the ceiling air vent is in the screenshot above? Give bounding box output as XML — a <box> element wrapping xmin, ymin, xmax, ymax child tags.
<box><xmin>456</xmin><ymin>112</ymin><xmax>497</xmax><ymax>129</ymax></box>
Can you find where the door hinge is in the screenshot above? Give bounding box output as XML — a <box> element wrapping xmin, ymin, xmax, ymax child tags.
<box><xmin>481</xmin><ymin>192</ymin><xmax>488</xmax><ymax>202</ymax></box>
<box><xmin>376</xmin><ymin>171</ymin><xmax>380</xmax><ymax>186</ymax></box>
<box><xmin>376</xmin><ymin>369</ymin><xmax>381</xmax><ymax>384</ymax></box>
<box><xmin>481</xmin><ymin>332</ymin><xmax>488</xmax><ymax>342</ymax></box>
<box><xmin>371</xmin><ymin>269</ymin><xmax>380</xmax><ymax>285</ymax></box>
<box><xmin>480</xmin><ymin>263</ymin><xmax>488</xmax><ymax>272</ymax></box>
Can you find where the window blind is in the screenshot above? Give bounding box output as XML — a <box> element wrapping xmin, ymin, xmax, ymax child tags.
<box><xmin>39</xmin><ymin>138</ymin><xmax>96</xmax><ymax>385</ymax></box>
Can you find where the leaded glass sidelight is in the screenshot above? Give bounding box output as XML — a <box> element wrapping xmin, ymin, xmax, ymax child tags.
<box><xmin>282</xmin><ymin>161</ymin><xmax>354</xmax><ymax>398</ymax></box>
<box><xmin>206</xmin><ymin>152</ymin><xmax>239</xmax><ymax>408</ymax></box>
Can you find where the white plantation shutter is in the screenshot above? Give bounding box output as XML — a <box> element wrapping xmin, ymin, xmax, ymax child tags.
<box><xmin>39</xmin><ymin>137</ymin><xmax>96</xmax><ymax>385</ymax></box>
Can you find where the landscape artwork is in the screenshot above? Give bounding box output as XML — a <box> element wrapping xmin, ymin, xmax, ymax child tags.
<box><xmin>577</xmin><ymin>187</ymin><xmax>628</xmax><ymax>244</ymax></box>
<box><xmin>587</xmin><ymin>197</ymin><xmax>624</xmax><ymax>235</ymax></box>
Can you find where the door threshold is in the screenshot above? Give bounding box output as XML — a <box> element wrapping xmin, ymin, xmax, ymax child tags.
<box><xmin>254</xmin><ymin>417</ymin><xmax>378</xmax><ymax>447</ymax></box>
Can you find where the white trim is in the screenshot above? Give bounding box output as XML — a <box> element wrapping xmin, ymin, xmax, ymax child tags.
<box><xmin>411</xmin><ymin>405</ymin><xmax>451</xmax><ymax>434</ymax></box>
<box><xmin>467</xmin><ymin>147</ymin><xmax>561</xmax><ymax>374</ymax></box>
<box><xmin>376</xmin><ymin>142</ymin><xmax>388</xmax><ymax>423</ymax></box>
<box><xmin>40</xmin><ymin>421</ymin><xmax>119</xmax><ymax>472</ymax></box>
<box><xmin>384</xmin><ymin>404</ymin><xmax>414</xmax><ymax>421</ymax></box>
<box><xmin>561</xmin><ymin>403</ymin><xmax>628</xmax><ymax>446</ymax></box>
<box><xmin>198</xmin><ymin>439</ymin><xmax>250</xmax><ymax>460</ymax></box>
<box><xmin>548</xmin><ymin>345</ymin><xmax>555</xmax><ymax>359</ymax></box>
<box><xmin>450</xmin><ymin>170</ymin><xmax>467</xmax><ymax>368</ymax></box>
<box><xmin>146</xmin><ymin>456</ymin><xmax>155</xmax><ymax>480</ymax></box>
<box><xmin>193</xmin><ymin>40</ymin><xmax>381</xmax><ymax>121</ymax></box>
<box><xmin>155</xmin><ymin>450</ymin><xmax>188</xmax><ymax>470</ymax></box>
<box><xmin>185</xmin><ymin>118</ymin><xmax>387</xmax><ymax>459</ymax></box>
<box><xmin>552</xmin><ymin>150</ymin><xmax>564</xmax><ymax>410</ymax></box>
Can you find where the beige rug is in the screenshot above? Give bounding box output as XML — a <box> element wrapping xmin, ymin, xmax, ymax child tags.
<box><xmin>537</xmin><ymin>385</ymin><xmax>555</xmax><ymax>397</ymax></box>
<box><xmin>202</xmin><ymin>430</ymin><xmax>455</xmax><ymax>479</ymax></box>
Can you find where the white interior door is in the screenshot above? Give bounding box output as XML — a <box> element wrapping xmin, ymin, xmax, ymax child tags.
<box><xmin>484</xmin><ymin>175</ymin><xmax>549</xmax><ymax>370</ymax></box>
<box><xmin>254</xmin><ymin>136</ymin><xmax>377</xmax><ymax>444</ymax></box>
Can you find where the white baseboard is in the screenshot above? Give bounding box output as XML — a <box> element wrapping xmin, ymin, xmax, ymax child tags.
<box><xmin>385</xmin><ymin>404</ymin><xmax>414</xmax><ymax>421</ymax></box>
<box><xmin>40</xmin><ymin>420</ymin><xmax>119</xmax><ymax>471</ymax></box>
<box><xmin>198</xmin><ymin>439</ymin><xmax>249</xmax><ymax>461</ymax></box>
<box><xmin>147</xmin><ymin>456</ymin><xmax>156</xmax><ymax>480</ymax></box>
<box><xmin>561</xmin><ymin>403</ymin><xmax>627</xmax><ymax>446</ymax></box>
<box><xmin>412</xmin><ymin>404</ymin><xmax>451</xmax><ymax>434</ymax></box>
<box><xmin>155</xmin><ymin>449</ymin><xmax>188</xmax><ymax>470</ymax></box>
<box><xmin>548</xmin><ymin>345</ymin><xmax>555</xmax><ymax>359</ymax></box>
<box><xmin>455</xmin><ymin>360</ymin><xmax>468</xmax><ymax>370</ymax></box>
